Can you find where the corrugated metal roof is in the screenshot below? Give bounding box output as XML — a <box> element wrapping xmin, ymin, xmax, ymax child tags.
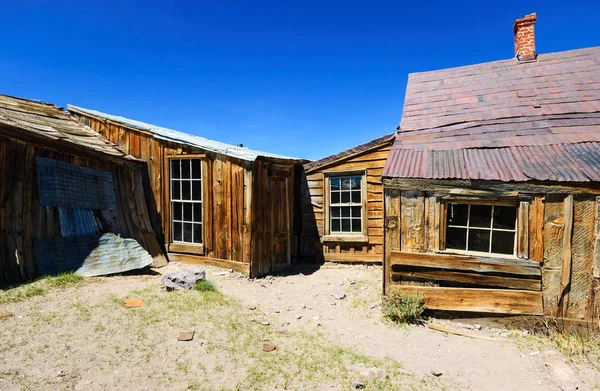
<box><xmin>384</xmin><ymin>46</ymin><xmax>600</xmax><ymax>182</ymax></box>
<box><xmin>68</xmin><ymin>105</ymin><xmax>303</xmax><ymax>162</ymax></box>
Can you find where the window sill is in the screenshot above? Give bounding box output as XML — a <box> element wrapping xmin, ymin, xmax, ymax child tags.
<box><xmin>169</xmin><ymin>242</ymin><xmax>204</xmax><ymax>255</ymax></box>
<box><xmin>322</xmin><ymin>235</ymin><xmax>369</xmax><ymax>243</ymax></box>
<box><xmin>437</xmin><ymin>249</ymin><xmax>520</xmax><ymax>261</ymax></box>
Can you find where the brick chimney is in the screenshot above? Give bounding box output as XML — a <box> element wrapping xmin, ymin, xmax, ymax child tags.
<box><xmin>513</xmin><ymin>13</ymin><xmax>537</xmax><ymax>61</ymax></box>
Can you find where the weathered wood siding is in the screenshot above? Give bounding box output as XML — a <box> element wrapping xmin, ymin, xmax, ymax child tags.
<box><xmin>382</xmin><ymin>185</ymin><xmax>600</xmax><ymax>321</ymax></box>
<box><xmin>0</xmin><ymin>133</ymin><xmax>165</xmax><ymax>283</ymax></box>
<box><xmin>301</xmin><ymin>142</ymin><xmax>392</xmax><ymax>263</ymax></box>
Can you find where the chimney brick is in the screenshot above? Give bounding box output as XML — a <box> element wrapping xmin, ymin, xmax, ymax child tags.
<box><xmin>513</xmin><ymin>13</ymin><xmax>537</xmax><ymax>61</ymax></box>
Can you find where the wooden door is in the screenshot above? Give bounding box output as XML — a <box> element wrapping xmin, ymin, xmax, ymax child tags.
<box><xmin>269</xmin><ymin>173</ymin><xmax>291</xmax><ymax>273</ymax></box>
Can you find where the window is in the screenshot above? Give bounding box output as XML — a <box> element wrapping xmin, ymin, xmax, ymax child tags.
<box><xmin>445</xmin><ymin>203</ymin><xmax>517</xmax><ymax>256</ymax></box>
<box><xmin>329</xmin><ymin>175</ymin><xmax>363</xmax><ymax>234</ymax></box>
<box><xmin>170</xmin><ymin>158</ymin><xmax>202</xmax><ymax>244</ymax></box>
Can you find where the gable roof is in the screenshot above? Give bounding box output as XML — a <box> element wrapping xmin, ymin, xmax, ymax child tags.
<box><xmin>68</xmin><ymin>105</ymin><xmax>304</xmax><ymax>163</ymax></box>
<box><xmin>383</xmin><ymin>46</ymin><xmax>600</xmax><ymax>182</ymax></box>
<box><xmin>304</xmin><ymin>133</ymin><xmax>395</xmax><ymax>171</ymax></box>
<box><xmin>0</xmin><ymin>94</ymin><xmax>133</xmax><ymax>161</ymax></box>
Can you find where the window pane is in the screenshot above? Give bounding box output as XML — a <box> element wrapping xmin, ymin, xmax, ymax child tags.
<box><xmin>341</xmin><ymin>219</ymin><xmax>351</xmax><ymax>232</ymax></box>
<box><xmin>173</xmin><ymin>202</ymin><xmax>182</xmax><ymax>220</ymax></box>
<box><xmin>341</xmin><ymin>177</ymin><xmax>350</xmax><ymax>190</ymax></box>
<box><xmin>173</xmin><ymin>222</ymin><xmax>182</xmax><ymax>241</ymax></box>
<box><xmin>182</xmin><ymin>181</ymin><xmax>191</xmax><ymax>200</ymax></box>
<box><xmin>468</xmin><ymin>229</ymin><xmax>491</xmax><ymax>252</ymax></box>
<box><xmin>171</xmin><ymin>160</ymin><xmax>180</xmax><ymax>179</ymax></box>
<box><xmin>351</xmin><ymin>176</ymin><xmax>361</xmax><ymax>189</ymax></box>
<box><xmin>183</xmin><ymin>223</ymin><xmax>193</xmax><ymax>242</ymax></box>
<box><xmin>470</xmin><ymin>205</ymin><xmax>492</xmax><ymax>228</ymax></box>
<box><xmin>491</xmin><ymin>231</ymin><xmax>515</xmax><ymax>255</ymax></box>
<box><xmin>331</xmin><ymin>192</ymin><xmax>340</xmax><ymax>204</ymax></box>
<box><xmin>341</xmin><ymin>192</ymin><xmax>350</xmax><ymax>203</ymax></box>
<box><xmin>183</xmin><ymin>203</ymin><xmax>193</xmax><ymax>221</ymax></box>
<box><xmin>192</xmin><ymin>181</ymin><xmax>202</xmax><ymax>201</ymax></box>
<box><xmin>351</xmin><ymin>219</ymin><xmax>361</xmax><ymax>232</ymax></box>
<box><xmin>341</xmin><ymin>207</ymin><xmax>350</xmax><ymax>217</ymax></box>
<box><xmin>193</xmin><ymin>203</ymin><xmax>202</xmax><ymax>222</ymax></box>
<box><xmin>331</xmin><ymin>219</ymin><xmax>340</xmax><ymax>232</ymax></box>
<box><xmin>192</xmin><ymin>160</ymin><xmax>201</xmax><ymax>179</ymax></box>
<box><xmin>351</xmin><ymin>206</ymin><xmax>361</xmax><ymax>218</ymax></box>
<box><xmin>181</xmin><ymin>160</ymin><xmax>191</xmax><ymax>179</ymax></box>
<box><xmin>330</xmin><ymin>178</ymin><xmax>340</xmax><ymax>191</ymax></box>
<box><xmin>447</xmin><ymin>204</ymin><xmax>468</xmax><ymax>226</ymax></box>
<box><xmin>493</xmin><ymin>206</ymin><xmax>517</xmax><ymax>230</ymax></box>
<box><xmin>446</xmin><ymin>227</ymin><xmax>467</xmax><ymax>250</ymax></box>
<box><xmin>331</xmin><ymin>206</ymin><xmax>340</xmax><ymax>218</ymax></box>
<box><xmin>351</xmin><ymin>191</ymin><xmax>361</xmax><ymax>203</ymax></box>
<box><xmin>172</xmin><ymin>180</ymin><xmax>181</xmax><ymax>200</ymax></box>
<box><xmin>193</xmin><ymin>223</ymin><xmax>202</xmax><ymax>244</ymax></box>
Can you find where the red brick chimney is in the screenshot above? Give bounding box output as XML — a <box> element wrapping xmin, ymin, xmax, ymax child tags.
<box><xmin>513</xmin><ymin>13</ymin><xmax>537</xmax><ymax>61</ymax></box>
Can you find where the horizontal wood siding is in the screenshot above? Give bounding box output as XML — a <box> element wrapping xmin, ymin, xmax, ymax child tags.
<box><xmin>301</xmin><ymin>142</ymin><xmax>392</xmax><ymax>263</ymax></box>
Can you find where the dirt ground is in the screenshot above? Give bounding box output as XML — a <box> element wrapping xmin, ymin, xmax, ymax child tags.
<box><xmin>1</xmin><ymin>262</ymin><xmax>598</xmax><ymax>391</ymax></box>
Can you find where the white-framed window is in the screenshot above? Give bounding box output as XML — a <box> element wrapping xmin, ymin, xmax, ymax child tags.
<box><xmin>445</xmin><ymin>203</ymin><xmax>517</xmax><ymax>256</ymax></box>
<box><xmin>329</xmin><ymin>175</ymin><xmax>363</xmax><ymax>234</ymax></box>
<box><xmin>170</xmin><ymin>158</ymin><xmax>202</xmax><ymax>244</ymax></box>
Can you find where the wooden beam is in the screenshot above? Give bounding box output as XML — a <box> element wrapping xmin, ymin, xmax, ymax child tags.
<box><xmin>594</xmin><ymin>196</ymin><xmax>600</xmax><ymax>279</ymax></box>
<box><xmin>559</xmin><ymin>194</ymin><xmax>574</xmax><ymax>313</ymax></box>
<box><xmin>323</xmin><ymin>252</ymin><xmax>381</xmax><ymax>263</ymax></box>
<box><xmin>517</xmin><ymin>201</ymin><xmax>529</xmax><ymax>259</ymax></box>
<box><xmin>390</xmin><ymin>251</ymin><xmax>541</xmax><ymax>277</ymax></box>
<box><xmin>167</xmin><ymin>253</ymin><xmax>250</xmax><ymax>275</ymax></box>
<box><xmin>390</xmin><ymin>285</ymin><xmax>543</xmax><ymax>315</ymax></box>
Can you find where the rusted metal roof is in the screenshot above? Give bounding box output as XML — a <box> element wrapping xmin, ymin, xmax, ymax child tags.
<box><xmin>304</xmin><ymin>133</ymin><xmax>395</xmax><ymax>171</ymax></box>
<box><xmin>0</xmin><ymin>94</ymin><xmax>134</xmax><ymax>160</ymax></box>
<box><xmin>384</xmin><ymin>46</ymin><xmax>600</xmax><ymax>182</ymax></box>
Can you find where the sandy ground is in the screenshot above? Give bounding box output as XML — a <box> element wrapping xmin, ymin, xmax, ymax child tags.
<box><xmin>1</xmin><ymin>261</ymin><xmax>598</xmax><ymax>391</ymax></box>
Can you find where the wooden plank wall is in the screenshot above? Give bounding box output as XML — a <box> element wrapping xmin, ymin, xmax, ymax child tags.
<box><xmin>300</xmin><ymin>142</ymin><xmax>392</xmax><ymax>263</ymax></box>
<box><xmin>0</xmin><ymin>133</ymin><xmax>166</xmax><ymax>283</ymax></box>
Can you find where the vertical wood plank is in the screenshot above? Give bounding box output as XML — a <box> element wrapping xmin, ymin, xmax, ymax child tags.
<box><xmin>242</xmin><ymin>166</ymin><xmax>253</xmax><ymax>264</ymax></box>
<box><xmin>203</xmin><ymin>158</ymin><xmax>214</xmax><ymax>257</ymax></box>
<box><xmin>384</xmin><ymin>188</ymin><xmax>401</xmax><ymax>294</ymax></box>
<box><xmin>517</xmin><ymin>201</ymin><xmax>530</xmax><ymax>259</ymax></box>
<box><xmin>400</xmin><ymin>190</ymin><xmax>425</xmax><ymax>252</ymax></box>
<box><xmin>559</xmin><ymin>194</ymin><xmax>574</xmax><ymax>314</ymax></box>
<box><xmin>213</xmin><ymin>157</ymin><xmax>225</xmax><ymax>259</ymax></box>
<box><xmin>231</xmin><ymin>163</ymin><xmax>244</xmax><ymax>262</ymax></box>
<box><xmin>224</xmin><ymin>159</ymin><xmax>232</xmax><ymax>260</ymax></box>
<box><xmin>594</xmin><ymin>196</ymin><xmax>600</xmax><ymax>279</ymax></box>
<box><xmin>529</xmin><ymin>196</ymin><xmax>545</xmax><ymax>262</ymax></box>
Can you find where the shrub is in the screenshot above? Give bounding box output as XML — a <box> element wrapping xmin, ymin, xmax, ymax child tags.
<box><xmin>194</xmin><ymin>279</ymin><xmax>216</xmax><ymax>292</ymax></box>
<box><xmin>381</xmin><ymin>291</ymin><xmax>425</xmax><ymax>324</ymax></box>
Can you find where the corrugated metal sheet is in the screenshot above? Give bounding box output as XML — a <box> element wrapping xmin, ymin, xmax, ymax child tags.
<box><xmin>68</xmin><ymin>105</ymin><xmax>303</xmax><ymax>162</ymax></box>
<box><xmin>35</xmin><ymin>233</ymin><xmax>153</xmax><ymax>277</ymax></box>
<box><xmin>383</xmin><ymin>142</ymin><xmax>600</xmax><ymax>182</ymax></box>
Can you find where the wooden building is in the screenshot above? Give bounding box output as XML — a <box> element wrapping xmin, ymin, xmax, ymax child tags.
<box><xmin>300</xmin><ymin>134</ymin><xmax>394</xmax><ymax>263</ymax></box>
<box><xmin>382</xmin><ymin>15</ymin><xmax>600</xmax><ymax>321</ymax></box>
<box><xmin>0</xmin><ymin>94</ymin><xmax>166</xmax><ymax>284</ymax></box>
<box><xmin>69</xmin><ymin>106</ymin><xmax>305</xmax><ymax>277</ymax></box>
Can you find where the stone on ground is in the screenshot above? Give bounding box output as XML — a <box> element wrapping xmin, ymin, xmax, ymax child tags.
<box><xmin>162</xmin><ymin>267</ymin><xmax>206</xmax><ymax>291</ymax></box>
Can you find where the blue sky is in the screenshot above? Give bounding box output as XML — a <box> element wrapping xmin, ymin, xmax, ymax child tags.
<box><xmin>1</xmin><ymin>1</ymin><xmax>599</xmax><ymax>160</ymax></box>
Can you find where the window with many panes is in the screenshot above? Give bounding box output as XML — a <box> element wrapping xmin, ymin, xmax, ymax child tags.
<box><xmin>445</xmin><ymin>203</ymin><xmax>517</xmax><ymax>256</ymax></box>
<box><xmin>170</xmin><ymin>158</ymin><xmax>202</xmax><ymax>244</ymax></box>
<box><xmin>329</xmin><ymin>175</ymin><xmax>363</xmax><ymax>233</ymax></box>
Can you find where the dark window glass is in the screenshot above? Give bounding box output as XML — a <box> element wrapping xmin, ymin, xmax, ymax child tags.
<box><xmin>173</xmin><ymin>202</ymin><xmax>182</xmax><ymax>220</ymax></box>
<box><xmin>181</xmin><ymin>160</ymin><xmax>191</xmax><ymax>179</ymax></box>
<box><xmin>352</xmin><ymin>191</ymin><xmax>361</xmax><ymax>203</ymax></box>
<box><xmin>470</xmin><ymin>205</ymin><xmax>492</xmax><ymax>228</ymax></box>
<box><xmin>332</xmin><ymin>207</ymin><xmax>340</xmax><ymax>218</ymax></box>
<box><xmin>446</xmin><ymin>227</ymin><xmax>467</xmax><ymax>250</ymax></box>
<box><xmin>341</xmin><ymin>178</ymin><xmax>350</xmax><ymax>190</ymax></box>
<box><xmin>468</xmin><ymin>229</ymin><xmax>491</xmax><ymax>252</ymax></box>
<box><xmin>330</xmin><ymin>178</ymin><xmax>340</xmax><ymax>191</ymax></box>
<box><xmin>331</xmin><ymin>192</ymin><xmax>340</xmax><ymax>204</ymax></box>
<box><xmin>173</xmin><ymin>222</ymin><xmax>182</xmax><ymax>241</ymax></box>
<box><xmin>491</xmin><ymin>231</ymin><xmax>515</xmax><ymax>254</ymax></box>
<box><xmin>493</xmin><ymin>206</ymin><xmax>517</xmax><ymax>229</ymax></box>
<box><xmin>351</xmin><ymin>177</ymin><xmax>361</xmax><ymax>189</ymax></box>
<box><xmin>183</xmin><ymin>203</ymin><xmax>193</xmax><ymax>221</ymax></box>
<box><xmin>172</xmin><ymin>180</ymin><xmax>181</xmax><ymax>200</ymax></box>
<box><xmin>352</xmin><ymin>219</ymin><xmax>361</xmax><ymax>232</ymax></box>
<box><xmin>351</xmin><ymin>206</ymin><xmax>361</xmax><ymax>217</ymax></box>
<box><xmin>447</xmin><ymin>204</ymin><xmax>468</xmax><ymax>226</ymax></box>
<box><xmin>341</xmin><ymin>219</ymin><xmax>351</xmax><ymax>232</ymax></box>
<box><xmin>172</xmin><ymin>160</ymin><xmax>181</xmax><ymax>179</ymax></box>
<box><xmin>182</xmin><ymin>181</ymin><xmax>191</xmax><ymax>200</ymax></box>
<box><xmin>332</xmin><ymin>219</ymin><xmax>340</xmax><ymax>232</ymax></box>
<box><xmin>192</xmin><ymin>160</ymin><xmax>201</xmax><ymax>179</ymax></box>
<box><xmin>192</xmin><ymin>181</ymin><xmax>202</xmax><ymax>201</ymax></box>
<box><xmin>193</xmin><ymin>204</ymin><xmax>202</xmax><ymax>223</ymax></box>
<box><xmin>193</xmin><ymin>223</ymin><xmax>202</xmax><ymax>244</ymax></box>
<box><xmin>341</xmin><ymin>207</ymin><xmax>350</xmax><ymax>217</ymax></box>
<box><xmin>183</xmin><ymin>223</ymin><xmax>193</xmax><ymax>242</ymax></box>
<box><xmin>341</xmin><ymin>192</ymin><xmax>350</xmax><ymax>203</ymax></box>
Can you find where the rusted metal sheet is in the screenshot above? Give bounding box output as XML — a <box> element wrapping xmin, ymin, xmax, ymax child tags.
<box><xmin>35</xmin><ymin>233</ymin><xmax>153</xmax><ymax>277</ymax></box>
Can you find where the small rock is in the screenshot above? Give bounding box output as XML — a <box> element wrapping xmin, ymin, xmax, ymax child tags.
<box><xmin>214</xmin><ymin>271</ymin><xmax>229</xmax><ymax>276</ymax></box>
<box><xmin>330</xmin><ymin>302</ymin><xmax>337</xmax><ymax>306</ymax></box>
<box><xmin>348</xmin><ymin>279</ymin><xmax>356</xmax><ymax>285</ymax></box>
<box><xmin>260</xmin><ymin>321</ymin><xmax>270</xmax><ymax>326</ymax></box>
<box><xmin>520</xmin><ymin>354</ymin><xmax>525</xmax><ymax>358</ymax></box>
<box><xmin>313</xmin><ymin>316</ymin><xmax>320</xmax><ymax>321</ymax></box>
<box><xmin>295</xmin><ymin>314</ymin><xmax>302</xmax><ymax>320</ymax></box>
<box><xmin>275</xmin><ymin>329</ymin><xmax>289</xmax><ymax>336</ymax></box>
<box><xmin>351</xmin><ymin>379</ymin><xmax>365</xmax><ymax>389</ymax></box>
<box><xmin>499</xmin><ymin>332</ymin><xmax>509</xmax><ymax>338</ymax></box>
<box><xmin>529</xmin><ymin>351</ymin><xmax>540</xmax><ymax>356</ymax></box>
<box><xmin>250</xmin><ymin>318</ymin><xmax>256</xmax><ymax>323</ymax></box>
<box><xmin>274</xmin><ymin>310</ymin><xmax>280</xmax><ymax>313</ymax></box>
<box><xmin>246</xmin><ymin>304</ymin><xmax>257</xmax><ymax>310</ymax></box>
<box><xmin>368</xmin><ymin>302</ymin><xmax>379</xmax><ymax>310</ymax></box>
<box><xmin>473</xmin><ymin>324</ymin><xmax>482</xmax><ymax>330</ymax></box>
<box><xmin>262</xmin><ymin>343</ymin><xmax>277</xmax><ymax>352</ymax></box>
<box><xmin>57</xmin><ymin>370</ymin><xmax>67</xmax><ymax>378</ymax></box>
<box><xmin>178</xmin><ymin>331</ymin><xmax>195</xmax><ymax>341</ymax></box>
<box><xmin>362</xmin><ymin>367</ymin><xmax>387</xmax><ymax>379</ymax></box>
<box><xmin>430</xmin><ymin>369</ymin><xmax>443</xmax><ymax>377</ymax></box>
<box><xmin>332</xmin><ymin>292</ymin><xmax>346</xmax><ymax>300</ymax></box>
<box><xmin>163</xmin><ymin>267</ymin><xmax>206</xmax><ymax>291</ymax></box>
